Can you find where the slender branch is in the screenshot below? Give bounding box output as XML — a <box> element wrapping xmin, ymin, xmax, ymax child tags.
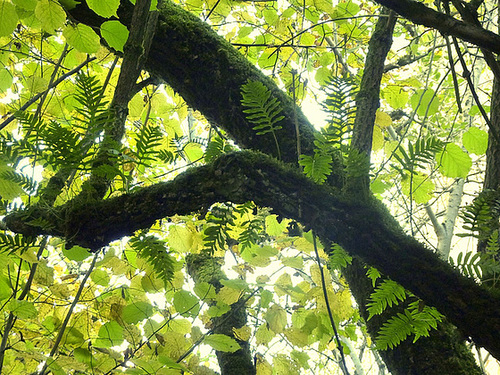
<box><xmin>38</xmin><ymin>251</ymin><xmax>99</xmax><ymax>375</ymax></box>
<box><xmin>312</xmin><ymin>232</ymin><xmax>349</xmax><ymax>375</ymax></box>
<box><xmin>0</xmin><ymin>56</ymin><xmax>96</xmax><ymax>131</ymax></box>
<box><xmin>0</xmin><ymin>237</ymin><xmax>48</xmax><ymax>372</ymax></box>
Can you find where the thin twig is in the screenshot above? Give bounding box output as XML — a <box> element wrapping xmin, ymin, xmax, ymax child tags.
<box><xmin>38</xmin><ymin>251</ymin><xmax>100</xmax><ymax>375</ymax></box>
<box><xmin>0</xmin><ymin>56</ymin><xmax>96</xmax><ymax>131</ymax></box>
<box><xmin>313</xmin><ymin>232</ymin><xmax>350</xmax><ymax>375</ymax></box>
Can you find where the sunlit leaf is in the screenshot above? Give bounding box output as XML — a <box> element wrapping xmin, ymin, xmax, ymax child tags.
<box><xmin>463</xmin><ymin>127</ymin><xmax>487</xmax><ymax>155</ymax></box>
<box><xmin>8</xmin><ymin>300</ymin><xmax>37</xmax><ymax>319</ymax></box>
<box><xmin>86</xmin><ymin>0</ymin><xmax>119</xmax><ymax>17</ymax></box>
<box><xmin>436</xmin><ymin>143</ymin><xmax>472</xmax><ymax>178</ymax></box>
<box><xmin>95</xmin><ymin>321</ymin><xmax>124</xmax><ymax>347</ymax></box>
<box><xmin>122</xmin><ymin>301</ymin><xmax>153</xmax><ymax>324</ymax></box>
<box><xmin>35</xmin><ymin>0</ymin><xmax>66</xmax><ymax>33</ymax></box>
<box><xmin>0</xmin><ymin>0</ymin><xmax>17</xmax><ymax>37</ymax></box>
<box><xmin>204</xmin><ymin>334</ymin><xmax>240</xmax><ymax>353</ymax></box>
<box><xmin>101</xmin><ymin>20</ymin><xmax>129</xmax><ymax>52</ymax></box>
<box><xmin>63</xmin><ymin>23</ymin><xmax>100</xmax><ymax>54</ymax></box>
<box><xmin>173</xmin><ymin>290</ymin><xmax>200</xmax><ymax>317</ymax></box>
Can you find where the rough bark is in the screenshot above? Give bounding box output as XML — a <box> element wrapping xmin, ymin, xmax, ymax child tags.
<box><xmin>5</xmin><ymin>151</ymin><xmax>500</xmax><ymax>360</ymax></box>
<box><xmin>186</xmin><ymin>254</ymin><xmax>256</xmax><ymax>375</ymax></box>
<box><xmin>345</xmin><ymin>7</ymin><xmax>481</xmax><ymax>374</ymax></box>
<box><xmin>372</xmin><ymin>0</ymin><xmax>500</xmax><ymax>54</ymax></box>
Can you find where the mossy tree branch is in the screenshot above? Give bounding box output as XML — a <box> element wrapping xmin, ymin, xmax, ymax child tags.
<box><xmin>4</xmin><ymin>150</ymin><xmax>500</xmax><ymax>360</ymax></box>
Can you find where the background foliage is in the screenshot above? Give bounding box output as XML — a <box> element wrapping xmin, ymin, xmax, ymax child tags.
<box><xmin>0</xmin><ymin>0</ymin><xmax>498</xmax><ymax>373</ymax></box>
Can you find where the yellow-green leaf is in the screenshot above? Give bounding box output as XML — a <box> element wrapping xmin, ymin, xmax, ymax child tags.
<box><xmin>86</xmin><ymin>0</ymin><xmax>119</xmax><ymax>18</ymax></box>
<box><xmin>63</xmin><ymin>24</ymin><xmax>100</xmax><ymax>54</ymax></box>
<box><xmin>0</xmin><ymin>0</ymin><xmax>17</xmax><ymax>37</ymax></box>
<box><xmin>101</xmin><ymin>20</ymin><xmax>128</xmax><ymax>52</ymax></box>
<box><xmin>265</xmin><ymin>304</ymin><xmax>287</xmax><ymax>333</ymax></box>
<box><xmin>401</xmin><ymin>173</ymin><xmax>435</xmax><ymax>204</ymax></box>
<box><xmin>204</xmin><ymin>334</ymin><xmax>240</xmax><ymax>353</ymax></box>
<box><xmin>35</xmin><ymin>0</ymin><xmax>66</xmax><ymax>33</ymax></box>
<box><xmin>436</xmin><ymin>143</ymin><xmax>472</xmax><ymax>178</ymax></box>
<box><xmin>463</xmin><ymin>127</ymin><xmax>487</xmax><ymax>155</ymax></box>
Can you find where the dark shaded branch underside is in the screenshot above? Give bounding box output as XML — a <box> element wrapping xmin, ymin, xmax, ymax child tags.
<box><xmin>5</xmin><ymin>151</ymin><xmax>500</xmax><ymax>360</ymax></box>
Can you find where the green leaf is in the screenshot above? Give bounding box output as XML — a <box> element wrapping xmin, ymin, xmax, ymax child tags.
<box><xmin>173</xmin><ymin>290</ymin><xmax>200</xmax><ymax>317</ymax></box>
<box><xmin>91</xmin><ymin>268</ymin><xmax>110</xmax><ymax>286</ymax></box>
<box><xmin>101</xmin><ymin>20</ymin><xmax>129</xmax><ymax>52</ymax></box>
<box><xmin>74</xmin><ymin>348</ymin><xmax>95</xmax><ymax>366</ymax></box>
<box><xmin>410</xmin><ymin>89</ymin><xmax>440</xmax><ymax>117</ymax></box>
<box><xmin>86</xmin><ymin>0</ymin><xmax>119</xmax><ymax>17</ymax></box>
<box><xmin>240</xmin><ymin>244</ymin><xmax>277</xmax><ymax>267</ymax></box>
<box><xmin>122</xmin><ymin>301</ymin><xmax>153</xmax><ymax>324</ymax></box>
<box><xmin>265</xmin><ymin>304</ymin><xmax>287</xmax><ymax>333</ymax></box>
<box><xmin>282</xmin><ymin>256</ymin><xmax>303</xmax><ymax>269</ymax></box>
<box><xmin>0</xmin><ymin>162</ymin><xmax>24</xmax><ymax>200</ymax></box>
<box><xmin>62</xmin><ymin>245</ymin><xmax>92</xmax><ymax>262</ymax></box>
<box><xmin>265</xmin><ymin>214</ymin><xmax>288</xmax><ymax>236</ymax></box>
<box><xmin>63</xmin><ymin>24</ymin><xmax>100</xmax><ymax>54</ymax></box>
<box><xmin>8</xmin><ymin>300</ymin><xmax>37</xmax><ymax>319</ymax></box>
<box><xmin>220</xmin><ymin>278</ymin><xmax>248</xmax><ymax>291</ymax></box>
<box><xmin>0</xmin><ymin>0</ymin><xmax>17</xmax><ymax>37</ymax></box>
<box><xmin>12</xmin><ymin>0</ymin><xmax>36</xmax><ymax>10</ymax></box>
<box><xmin>204</xmin><ymin>334</ymin><xmax>240</xmax><ymax>352</ymax></box>
<box><xmin>401</xmin><ymin>173</ymin><xmax>435</xmax><ymax>204</ymax></box>
<box><xmin>193</xmin><ymin>281</ymin><xmax>216</xmax><ymax>300</ymax></box>
<box><xmin>0</xmin><ymin>274</ymin><xmax>11</xmax><ymax>301</ymax></box>
<box><xmin>298</xmin><ymin>153</ymin><xmax>332</xmax><ymax>184</ymax></box>
<box><xmin>35</xmin><ymin>0</ymin><xmax>66</xmax><ymax>33</ymax></box>
<box><xmin>0</xmin><ymin>68</ymin><xmax>13</xmax><ymax>93</ymax></box>
<box><xmin>436</xmin><ymin>143</ymin><xmax>472</xmax><ymax>178</ymax></box>
<box><xmin>95</xmin><ymin>321</ymin><xmax>124</xmax><ymax>347</ymax></box>
<box><xmin>463</xmin><ymin>127</ymin><xmax>487</xmax><ymax>155</ymax></box>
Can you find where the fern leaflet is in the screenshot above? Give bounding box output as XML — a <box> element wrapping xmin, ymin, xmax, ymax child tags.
<box><xmin>129</xmin><ymin>235</ymin><xmax>175</xmax><ymax>282</ymax></box>
<box><xmin>367</xmin><ymin>279</ymin><xmax>407</xmax><ymax>319</ymax></box>
<box><xmin>241</xmin><ymin>80</ymin><xmax>284</xmax><ymax>158</ymax></box>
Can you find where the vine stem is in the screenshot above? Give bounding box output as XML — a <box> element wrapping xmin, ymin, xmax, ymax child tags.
<box><xmin>38</xmin><ymin>251</ymin><xmax>99</xmax><ymax>375</ymax></box>
<box><xmin>312</xmin><ymin>232</ymin><xmax>350</xmax><ymax>375</ymax></box>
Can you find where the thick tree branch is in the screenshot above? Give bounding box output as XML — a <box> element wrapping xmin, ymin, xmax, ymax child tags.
<box><xmin>5</xmin><ymin>151</ymin><xmax>500</xmax><ymax>360</ymax></box>
<box><xmin>372</xmin><ymin>0</ymin><xmax>500</xmax><ymax>54</ymax></box>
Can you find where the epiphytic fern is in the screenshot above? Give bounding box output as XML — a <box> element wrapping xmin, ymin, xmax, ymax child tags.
<box><xmin>391</xmin><ymin>136</ymin><xmax>444</xmax><ymax>176</ymax></box>
<box><xmin>319</xmin><ymin>76</ymin><xmax>357</xmax><ymax>153</ymax></box>
<box><xmin>129</xmin><ymin>235</ymin><xmax>175</xmax><ymax>282</ymax></box>
<box><xmin>459</xmin><ymin>189</ymin><xmax>500</xmax><ymax>241</ymax></box>
<box><xmin>367</xmin><ymin>279</ymin><xmax>407</xmax><ymax>320</ymax></box>
<box><xmin>241</xmin><ymin>80</ymin><xmax>284</xmax><ymax>159</ymax></box>
<box><xmin>376</xmin><ymin>301</ymin><xmax>443</xmax><ymax>350</ymax></box>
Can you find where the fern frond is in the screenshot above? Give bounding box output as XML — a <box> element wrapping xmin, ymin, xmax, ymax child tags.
<box><xmin>329</xmin><ymin>244</ymin><xmax>352</xmax><ymax>270</ymax></box>
<box><xmin>376</xmin><ymin>301</ymin><xmax>444</xmax><ymax>349</ymax></box>
<box><xmin>241</xmin><ymin>80</ymin><xmax>284</xmax><ymax>134</ymax></box>
<box><xmin>203</xmin><ymin>204</ymin><xmax>237</xmax><ymax>254</ymax></box>
<box><xmin>0</xmin><ymin>233</ymin><xmax>35</xmax><ymax>254</ymax></box>
<box><xmin>205</xmin><ymin>135</ymin><xmax>234</xmax><ymax>163</ymax></box>
<box><xmin>241</xmin><ymin>80</ymin><xmax>283</xmax><ymax>158</ymax></box>
<box><xmin>73</xmin><ymin>73</ymin><xmax>108</xmax><ymax>131</ymax></box>
<box><xmin>298</xmin><ymin>152</ymin><xmax>332</xmax><ymax>184</ymax></box>
<box><xmin>0</xmin><ymin>171</ymin><xmax>38</xmax><ymax>194</ymax></box>
<box><xmin>320</xmin><ymin>76</ymin><xmax>357</xmax><ymax>152</ymax></box>
<box><xmin>367</xmin><ymin>279</ymin><xmax>407</xmax><ymax>319</ymax></box>
<box><xmin>129</xmin><ymin>235</ymin><xmax>175</xmax><ymax>282</ymax></box>
<box><xmin>459</xmin><ymin>190</ymin><xmax>500</xmax><ymax>240</ymax></box>
<box><xmin>239</xmin><ymin>217</ymin><xmax>264</xmax><ymax>251</ymax></box>
<box><xmin>134</xmin><ymin>123</ymin><xmax>164</xmax><ymax>166</ymax></box>
<box><xmin>376</xmin><ymin>310</ymin><xmax>414</xmax><ymax>350</ymax></box>
<box><xmin>392</xmin><ymin>137</ymin><xmax>444</xmax><ymax>175</ymax></box>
